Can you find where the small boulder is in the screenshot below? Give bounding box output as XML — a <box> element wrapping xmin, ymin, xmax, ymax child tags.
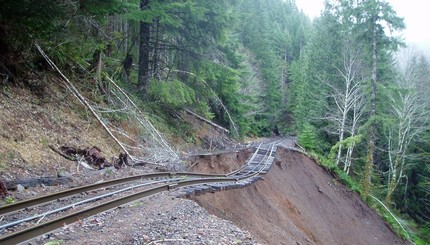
<box><xmin>16</xmin><ymin>184</ymin><xmax>25</xmax><ymax>192</ymax></box>
<box><xmin>57</xmin><ymin>170</ymin><xmax>72</xmax><ymax>178</ymax></box>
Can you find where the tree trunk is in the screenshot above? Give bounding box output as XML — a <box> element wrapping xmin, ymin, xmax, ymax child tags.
<box><xmin>138</xmin><ymin>0</ymin><xmax>151</xmax><ymax>94</ymax></box>
<box><xmin>386</xmin><ymin>153</ymin><xmax>401</xmax><ymax>203</ymax></box>
<box><xmin>152</xmin><ymin>17</ymin><xmax>160</xmax><ymax>78</ymax></box>
<box><xmin>336</xmin><ymin>111</ymin><xmax>347</xmax><ymax>166</ymax></box>
<box><xmin>363</xmin><ymin>15</ymin><xmax>378</xmax><ymax>196</ymax></box>
<box><xmin>344</xmin><ymin>100</ymin><xmax>361</xmax><ymax>175</ymax></box>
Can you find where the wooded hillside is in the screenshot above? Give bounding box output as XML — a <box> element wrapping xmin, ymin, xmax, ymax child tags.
<box><xmin>0</xmin><ymin>0</ymin><xmax>429</xmax><ymax>243</ymax></box>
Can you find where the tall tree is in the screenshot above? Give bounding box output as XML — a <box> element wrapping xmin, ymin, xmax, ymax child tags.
<box><xmin>138</xmin><ymin>0</ymin><xmax>151</xmax><ymax>94</ymax></box>
<box><xmin>385</xmin><ymin>49</ymin><xmax>429</xmax><ymax>203</ymax></box>
<box><xmin>325</xmin><ymin>39</ymin><xmax>366</xmax><ymax>170</ymax></box>
<box><xmin>330</xmin><ymin>0</ymin><xmax>405</xmax><ymax>195</ymax></box>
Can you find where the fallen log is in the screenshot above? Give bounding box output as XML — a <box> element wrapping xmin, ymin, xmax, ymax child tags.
<box><xmin>49</xmin><ymin>145</ymin><xmax>75</xmax><ymax>161</ymax></box>
<box><xmin>184</xmin><ymin>109</ymin><xmax>229</xmax><ymax>134</ymax></box>
<box><xmin>51</xmin><ymin>145</ymin><xmax>128</xmax><ymax>169</ymax></box>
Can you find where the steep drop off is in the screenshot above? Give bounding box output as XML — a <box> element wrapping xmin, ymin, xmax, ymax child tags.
<box><xmin>192</xmin><ymin>148</ymin><xmax>408</xmax><ymax>245</ymax></box>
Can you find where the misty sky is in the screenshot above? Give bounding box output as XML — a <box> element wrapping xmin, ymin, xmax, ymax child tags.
<box><xmin>295</xmin><ymin>0</ymin><xmax>430</xmax><ymax>55</ymax></box>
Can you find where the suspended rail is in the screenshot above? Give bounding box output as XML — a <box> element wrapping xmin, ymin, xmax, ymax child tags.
<box><xmin>0</xmin><ymin>139</ymin><xmax>285</xmax><ymax>245</ymax></box>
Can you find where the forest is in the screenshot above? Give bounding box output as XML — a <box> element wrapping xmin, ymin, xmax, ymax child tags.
<box><xmin>0</xmin><ymin>0</ymin><xmax>429</xmax><ymax>243</ymax></box>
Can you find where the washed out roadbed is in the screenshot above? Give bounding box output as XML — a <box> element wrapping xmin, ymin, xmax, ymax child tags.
<box><xmin>34</xmin><ymin>193</ymin><xmax>258</xmax><ymax>245</ymax></box>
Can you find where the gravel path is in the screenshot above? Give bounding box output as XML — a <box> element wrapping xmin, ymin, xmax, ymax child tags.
<box><xmin>33</xmin><ymin>193</ymin><xmax>260</xmax><ymax>245</ymax></box>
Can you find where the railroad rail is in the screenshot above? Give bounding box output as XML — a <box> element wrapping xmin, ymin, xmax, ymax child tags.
<box><xmin>0</xmin><ymin>139</ymin><xmax>284</xmax><ymax>244</ymax></box>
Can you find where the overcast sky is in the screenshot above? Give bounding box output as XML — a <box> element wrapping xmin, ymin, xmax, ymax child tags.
<box><xmin>295</xmin><ymin>0</ymin><xmax>430</xmax><ymax>55</ymax></box>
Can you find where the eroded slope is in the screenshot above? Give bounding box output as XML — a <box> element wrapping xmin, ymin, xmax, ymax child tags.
<box><xmin>193</xmin><ymin>148</ymin><xmax>408</xmax><ymax>245</ymax></box>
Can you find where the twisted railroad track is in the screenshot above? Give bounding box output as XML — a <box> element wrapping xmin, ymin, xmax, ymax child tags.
<box><xmin>0</xmin><ymin>139</ymin><xmax>284</xmax><ymax>244</ymax></box>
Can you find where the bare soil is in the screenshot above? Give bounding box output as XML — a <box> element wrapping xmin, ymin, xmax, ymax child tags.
<box><xmin>187</xmin><ymin>148</ymin><xmax>253</xmax><ymax>174</ymax></box>
<box><xmin>192</xmin><ymin>148</ymin><xmax>409</xmax><ymax>245</ymax></box>
<box><xmin>0</xmin><ymin>83</ymin><xmax>120</xmax><ymax>181</ymax></box>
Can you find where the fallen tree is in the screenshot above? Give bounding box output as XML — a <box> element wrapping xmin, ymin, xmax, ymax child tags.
<box><xmin>50</xmin><ymin>145</ymin><xmax>128</xmax><ymax>169</ymax></box>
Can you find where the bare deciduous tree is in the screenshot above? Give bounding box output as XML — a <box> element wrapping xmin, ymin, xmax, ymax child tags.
<box><xmin>322</xmin><ymin>39</ymin><xmax>366</xmax><ymax>173</ymax></box>
<box><xmin>385</xmin><ymin>48</ymin><xmax>429</xmax><ymax>203</ymax></box>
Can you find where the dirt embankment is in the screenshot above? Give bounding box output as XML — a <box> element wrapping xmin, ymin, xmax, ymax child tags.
<box><xmin>192</xmin><ymin>148</ymin><xmax>408</xmax><ymax>245</ymax></box>
<box><xmin>188</xmin><ymin>148</ymin><xmax>253</xmax><ymax>174</ymax></box>
<box><xmin>0</xmin><ymin>84</ymin><xmax>120</xmax><ymax>177</ymax></box>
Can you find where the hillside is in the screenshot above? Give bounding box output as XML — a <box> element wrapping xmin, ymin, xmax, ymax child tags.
<box><xmin>0</xmin><ymin>83</ymin><xmax>120</xmax><ymax>181</ymax></box>
<box><xmin>193</xmin><ymin>148</ymin><xmax>409</xmax><ymax>245</ymax></box>
<box><xmin>0</xmin><ymin>82</ymin><xmax>410</xmax><ymax>244</ymax></box>
<box><xmin>1</xmin><ymin>1</ymin><xmax>429</xmax><ymax>242</ymax></box>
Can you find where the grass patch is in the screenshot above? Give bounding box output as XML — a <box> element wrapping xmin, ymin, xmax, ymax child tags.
<box><xmin>5</xmin><ymin>196</ymin><xmax>15</xmax><ymax>204</ymax></box>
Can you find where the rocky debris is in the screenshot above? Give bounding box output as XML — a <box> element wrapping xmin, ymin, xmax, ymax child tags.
<box><xmin>4</xmin><ymin>177</ymin><xmax>71</xmax><ymax>191</ymax></box>
<box><xmin>57</xmin><ymin>170</ymin><xmax>72</xmax><ymax>178</ymax></box>
<box><xmin>37</xmin><ymin>193</ymin><xmax>260</xmax><ymax>245</ymax></box>
<box><xmin>16</xmin><ymin>184</ymin><xmax>25</xmax><ymax>192</ymax></box>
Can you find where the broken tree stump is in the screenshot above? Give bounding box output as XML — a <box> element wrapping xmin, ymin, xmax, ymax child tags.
<box><xmin>0</xmin><ymin>178</ymin><xmax>8</xmax><ymax>197</ymax></box>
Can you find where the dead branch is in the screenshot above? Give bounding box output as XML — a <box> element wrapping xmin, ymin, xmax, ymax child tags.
<box><xmin>105</xmin><ymin>76</ymin><xmax>178</xmax><ymax>155</ymax></box>
<box><xmin>35</xmin><ymin>43</ymin><xmax>132</xmax><ymax>158</ymax></box>
<box><xmin>49</xmin><ymin>145</ymin><xmax>76</xmax><ymax>161</ymax></box>
<box><xmin>184</xmin><ymin>109</ymin><xmax>229</xmax><ymax>134</ymax></box>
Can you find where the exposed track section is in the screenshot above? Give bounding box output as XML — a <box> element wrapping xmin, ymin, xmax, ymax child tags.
<box><xmin>0</xmin><ymin>139</ymin><xmax>284</xmax><ymax>244</ymax></box>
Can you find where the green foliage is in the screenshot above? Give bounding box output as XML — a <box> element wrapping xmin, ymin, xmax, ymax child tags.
<box><xmin>233</xmin><ymin>0</ymin><xmax>309</xmax><ymax>135</ymax></box>
<box><xmin>329</xmin><ymin>135</ymin><xmax>363</xmax><ymax>159</ymax></box>
<box><xmin>4</xmin><ymin>196</ymin><xmax>14</xmax><ymax>204</ymax></box>
<box><xmin>44</xmin><ymin>41</ymin><xmax>94</xmax><ymax>69</ymax></box>
<box><xmin>416</xmin><ymin>223</ymin><xmax>430</xmax><ymax>244</ymax></box>
<box><xmin>0</xmin><ymin>0</ymin><xmax>70</xmax><ymax>42</ymax></box>
<box><xmin>44</xmin><ymin>240</ymin><xmax>64</xmax><ymax>245</ymax></box>
<box><xmin>0</xmin><ymin>0</ymin><xmax>128</xmax><ymax>47</ymax></box>
<box><xmin>79</xmin><ymin>0</ymin><xmax>125</xmax><ymax>20</ymax></box>
<box><xmin>148</xmin><ymin>79</ymin><xmax>195</xmax><ymax>108</ymax></box>
<box><xmin>335</xmin><ymin>167</ymin><xmax>362</xmax><ymax>194</ymax></box>
<box><xmin>298</xmin><ymin>123</ymin><xmax>318</xmax><ymax>151</ymax></box>
<box><xmin>191</xmin><ymin>60</ymin><xmax>250</xmax><ymax>137</ymax></box>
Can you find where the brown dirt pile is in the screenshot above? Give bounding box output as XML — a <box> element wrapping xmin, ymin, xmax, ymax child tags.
<box><xmin>192</xmin><ymin>148</ymin><xmax>408</xmax><ymax>245</ymax></box>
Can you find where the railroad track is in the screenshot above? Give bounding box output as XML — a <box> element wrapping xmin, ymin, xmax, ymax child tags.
<box><xmin>0</xmin><ymin>140</ymin><xmax>283</xmax><ymax>244</ymax></box>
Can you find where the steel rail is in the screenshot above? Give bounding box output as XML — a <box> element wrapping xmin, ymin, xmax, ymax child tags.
<box><xmin>227</xmin><ymin>143</ymin><xmax>263</xmax><ymax>176</ymax></box>
<box><xmin>0</xmin><ymin>172</ymin><xmax>226</xmax><ymax>215</ymax></box>
<box><xmin>0</xmin><ymin>177</ymin><xmax>261</xmax><ymax>244</ymax></box>
<box><xmin>0</xmin><ymin>178</ymin><xmax>183</xmax><ymax>230</ymax></box>
<box><xmin>0</xmin><ymin>141</ymin><xmax>280</xmax><ymax>244</ymax></box>
<box><xmin>231</xmin><ymin>144</ymin><xmax>273</xmax><ymax>178</ymax></box>
<box><xmin>0</xmin><ymin>149</ymin><xmax>263</xmax><ymax>230</ymax></box>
